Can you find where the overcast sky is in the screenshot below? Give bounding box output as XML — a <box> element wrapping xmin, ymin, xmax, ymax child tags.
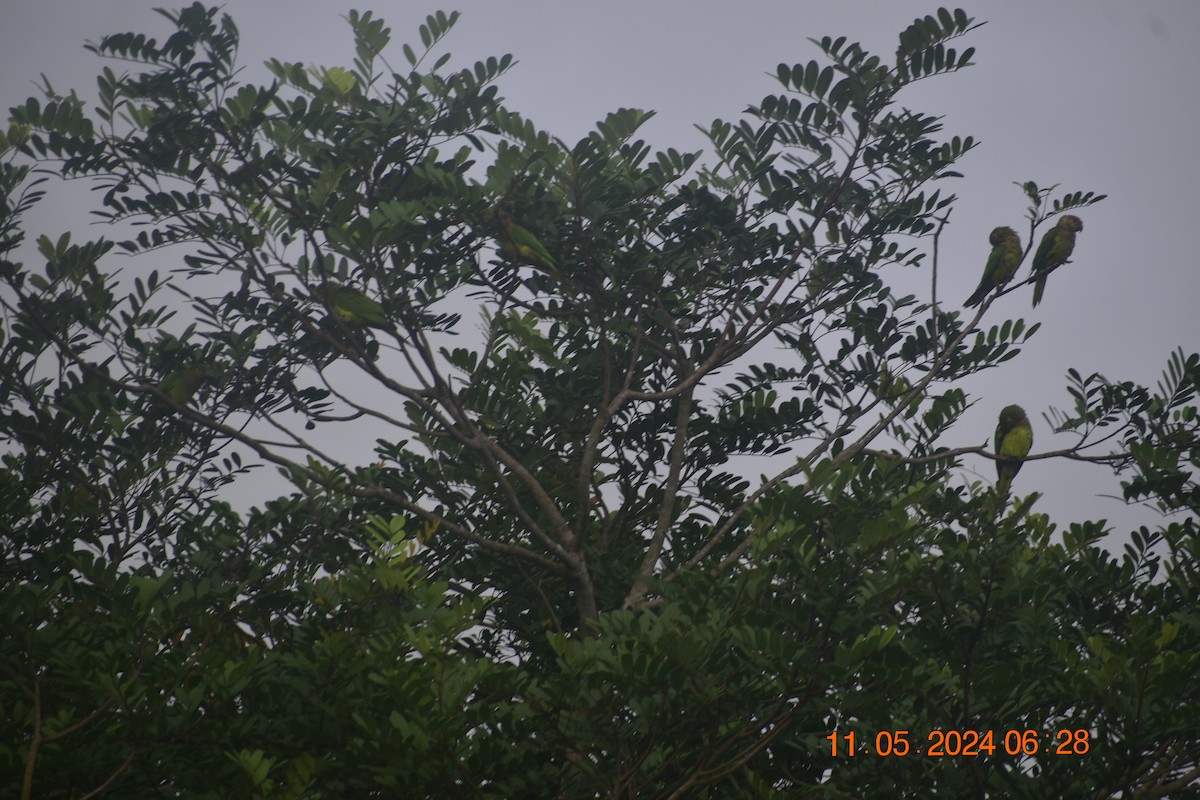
<box><xmin>3</xmin><ymin>1</ymin><xmax>1197</xmax><ymax>534</ymax></box>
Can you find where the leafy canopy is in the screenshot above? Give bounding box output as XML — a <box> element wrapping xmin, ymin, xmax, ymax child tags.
<box><xmin>1</xmin><ymin>5</ymin><xmax>1197</xmax><ymax>798</ymax></box>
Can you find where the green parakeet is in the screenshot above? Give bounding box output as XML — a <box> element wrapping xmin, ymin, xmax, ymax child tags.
<box><xmin>495</xmin><ymin>210</ymin><xmax>561</xmax><ymax>278</ymax></box>
<box><xmin>1030</xmin><ymin>214</ymin><xmax>1083</xmax><ymax>307</ymax></box>
<box><xmin>316</xmin><ymin>281</ymin><xmax>391</xmax><ymax>329</ymax></box>
<box><xmin>964</xmin><ymin>226</ymin><xmax>1023</xmax><ymax>308</ymax></box>
<box><xmin>877</xmin><ymin>367</ymin><xmax>911</xmax><ymax>405</ymax></box>
<box><xmin>994</xmin><ymin>404</ymin><xmax>1033</xmax><ymax>496</ymax></box>
<box><xmin>149</xmin><ymin>364</ymin><xmax>211</xmax><ymax>419</ymax></box>
<box><xmin>58</xmin><ymin>481</ymin><xmax>106</xmax><ymax>517</ymax></box>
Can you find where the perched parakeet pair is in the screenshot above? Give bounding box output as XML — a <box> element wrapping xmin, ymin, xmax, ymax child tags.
<box><xmin>994</xmin><ymin>404</ymin><xmax>1033</xmax><ymax>497</ymax></box>
<box><xmin>495</xmin><ymin>210</ymin><xmax>562</xmax><ymax>279</ymax></box>
<box><xmin>1030</xmin><ymin>215</ymin><xmax>1083</xmax><ymax>307</ymax></box>
<box><xmin>316</xmin><ymin>281</ymin><xmax>392</xmax><ymax>329</ymax></box>
<box><xmin>964</xmin><ymin>226</ymin><xmax>1023</xmax><ymax>307</ymax></box>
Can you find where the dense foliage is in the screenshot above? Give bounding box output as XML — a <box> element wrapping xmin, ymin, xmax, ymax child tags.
<box><xmin>1</xmin><ymin>5</ymin><xmax>1197</xmax><ymax>798</ymax></box>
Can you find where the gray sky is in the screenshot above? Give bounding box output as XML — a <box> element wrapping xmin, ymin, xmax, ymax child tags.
<box><xmin>3</xmin><ymin>1</ymin><xmax>1198</xmax><ymax>533</ymax></box>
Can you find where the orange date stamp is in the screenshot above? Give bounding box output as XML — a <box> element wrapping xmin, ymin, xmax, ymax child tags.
<box><xmin>827</xmin><ymin>729</ymin><xmax>1090</xmax><ymax>757</ymax></box>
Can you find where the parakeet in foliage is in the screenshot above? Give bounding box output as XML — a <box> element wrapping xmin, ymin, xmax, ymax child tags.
<box><xmin>58</xmin><ymin>481</ymin><xmax>106</xmax><ymax>517</ymax></box>
<box><xmin>877</xmin><ymin>367</ymin><xmax>911</xmax><ymax>405</ymax></box>
<box><xmin>965</xmin><ymin>226</ymin><xmax>1023</xmax><ymax>308</ymax></box>
<box><xmin>316</xmin><ymin>281</ymin><xmax>391</xmax><ymax>329</ymax></box>
<box><xmin>495</xmin><ymin>210</ymin><xmax>561</xmax><ymax>278</ymax></box>
<box><xmin>162</xmin><ymin>366</ymin><xmax>209</xmax><ymax>405</ymax></box>
<box><xmin>1030</xmin><ymin>214</ymin><xmax>1083</xmax><ymax>307</ymax></box>
<box><xmin>149</xmin><ymin>364</ymin><xmax>211</xmax><ymax>419</ymax></box>
<box><xmin>994</xmin><ymin>404</ymin><xmax>1033</xmax><ymax>496</ymax></box>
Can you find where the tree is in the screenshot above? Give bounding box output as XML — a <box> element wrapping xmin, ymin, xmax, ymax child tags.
<box><xmin>2</xmin><ymin>5</ymin><xmax>1197</xmax><ymax>798</ymax></box>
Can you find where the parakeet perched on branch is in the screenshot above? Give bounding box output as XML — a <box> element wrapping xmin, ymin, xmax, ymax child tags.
<box><xmin>1030</xmin><ymin>214</ymin><xmax>1083</xmax><ymax>307</ymax></box>
<box><xmin>877</xmin><ymin>367</ymin><xmax>911</xmax><ymax>405</ymax></box>
<box><xmin>149</xmin><ymin>364</ymin><xmax>212</xmax><ymax>419</ymax></box>
<box><xmin>495</xmin><ymin>210</ymin><xmax>561</xmax><ymax>278</ymax></box>
<box><xmin>965</xmin><ymin>226</ymin><xmax>1023</xmax><ymax>307</ymax></box>
<box><xmin>58</xmin><ymin>481</ymin><xmax>106</xmax><ymax>517</ymax></box>
<box><xmin>316</xmin><ymin>281</ymin><xmax>391</xmax><ymax>329</ymax></box>
<box><xmin>994</xmin><ymin>404</ymin><xmax>1033</xmax><ymax>497</ymax></box>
